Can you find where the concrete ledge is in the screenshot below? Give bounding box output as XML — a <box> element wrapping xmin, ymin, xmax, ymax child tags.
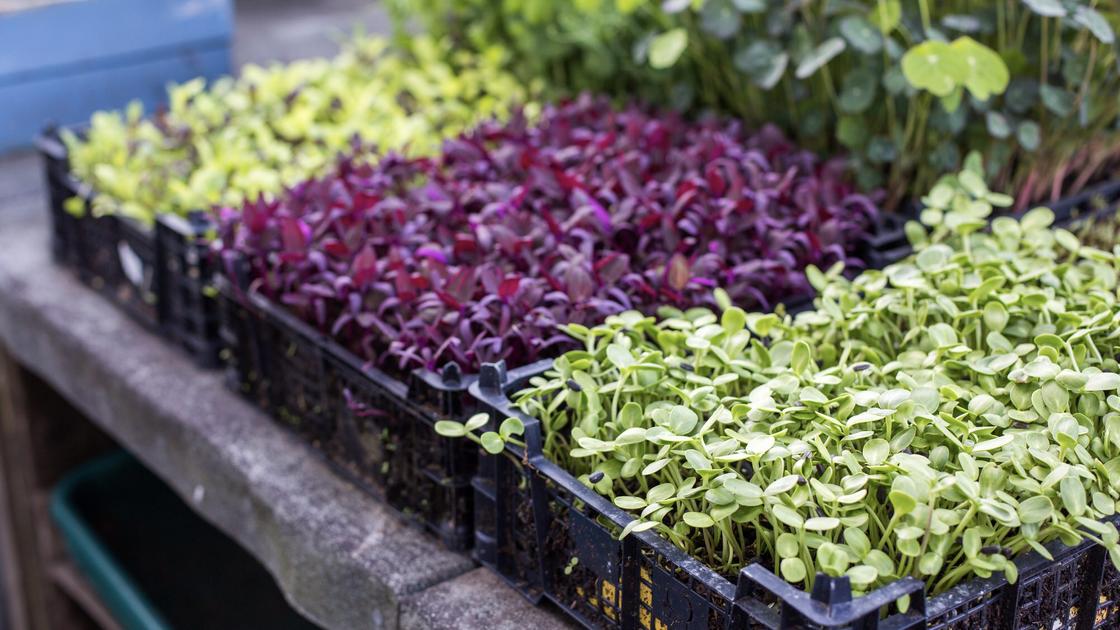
<box><xmin>0</xmin><ymin>217</ymin><xmax>488</xmax><ymax>629</ymax></box>
<box><xmin>401</xmin><ymin>568</ymin><xmax>578</xmax><ymax>630</ymax></box>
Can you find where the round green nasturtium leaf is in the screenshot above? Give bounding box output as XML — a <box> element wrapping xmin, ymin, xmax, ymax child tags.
<box><xmin>928</xmin><ymin>141</ymin><xmax>962</xmax><ymax>172</ymax></box>
<box><xmin>649</xmin><ymin>28</ymin><xmax>689</xmax><ymax>69</ymax></box>
<box><xmin>882</xmin><ymin>66</ymin><xmax>908</xmax><ymax>95</ymax></box>
<box><xmin>1005</xmin><ymin>79</ymin><xmax>1038</xmax><ymax>114</ymax></box>
<box><xmin>1040</xmin><ymin>85</ymin><xmax>1074</xmax><ymax>117</ymax></box>
<box><xmin>866</xmin><ymin>136</ymin><xmax>898</xmax><ymax>164</ymax></box>
<box><xmin>1022</xmin><ymin>0</ymin><xmax>1066</xmax><ymax>17</ymax></box>
<box><xmin>941</xmin><ymin>14</ymin><xmax>981</xmax><ymax>33</ymax></box>
<box><xmin>951</xmin><ymin>37</ymin><xmax>1010</xmax><ymax>101</ymax></box>
<box><xmin>795</xmin><ymin>37</ymin><xmax>846</xmax><ymax>80</ymax></box>
<box><xmin>839</xmin><ymin>15</ymin><xmax>882</xmax><ymax>54</ymax></box>
<box><xmin>1073</xmin><ymin>6</ymin><xmax>1115</xmax><ymax>44</ymax></box>
<box><xmin>838</xmin><ymin>68</ymin><xmax>878</xmax><ymax>114</ymax></box>
<box><xmin>836</xmin><ymin>115</ymin><xmax>868</xmax><ymax>149</ymax></box>
<box><xmin>731</xmin><ymin>0</ymin><xmax>766</xmax><ymax>12</ymax></box>
<box><xmin>901</xmin><ymin>40</ymin><xmax>965</xmax><ymax>97</ymax></box>
<box><xmin>869</xmin><ymin>0</ymin><xmax>901</xmax><ymax>34</ymax></box>
<box><xmin>1017</xmin><ymin>120</ymin><xmax>1041</xmax><ymax>151</ymax></box>
<box><xmin>780</xmin><ymin>557</ymin><xmax>807</xmax><ymax>582</ymax></box>
<box><xmin>734</xmin><ymin>41</ymin><xmax>789</xmax><ymax>90</ymax></box>
<box><xmin>699</xmin><ymin>0</ymin><xmax>741</xmax><ymax>40</ymax></box>
<box><xmin>985</xmin><ymin>111</ymin><xmax>1011</xmax><ymax>139</ymax></box>
<box><xmin>683</xmin><ymin>511</ymin><xmax>716</xmax><ymax>528</ymax></box>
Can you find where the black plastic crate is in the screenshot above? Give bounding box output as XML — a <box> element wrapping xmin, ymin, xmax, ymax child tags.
<box><xmin>37</xmin><ymin>132</ymin><xmax>83</xmax><ymax>268</ymax></box>
<box><xmin>215</xmin><ymin>278</ymin><xmax>476</xmax><ymax>550</ymax></box>
<box><xmin>859</xmin><ymin>206</ymin><xmax>913</xmax><ymax>271</ymax></box>
<box><xmin>36</xmin><ymin>128</ymin><xmax>223</xmax><ymax>366</ymax></box>
<box><xmin>470</xmin><ymin>360</ymin><xmax>1120</xmax><ymax>630</ymax></box>
<box><xmin>1045</xmin><ymin>179</ymin><xmax>1120</xmax><ymax>229</ymax></box>
<box><xmin>36</xmin><ymin>129</ymin><xmax>159</xmax><ymax>329</ymax></box>
<box><xmin>156</xmin><ymin>213</ymin><xmax>222</xmax><ymax>367</ymax></box>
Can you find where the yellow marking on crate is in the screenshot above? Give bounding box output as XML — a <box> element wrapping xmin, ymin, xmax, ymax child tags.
<box><xmin>604</xmin><ymin>606</ymin><xmax>617</xmax><ymax>620</ymax></box>
<box><xmin>655</xmin><ymin>620</ymin><xmax>668</xmax><ymax>630</ymax></box>
<box><xmin>640</xmin><ymin>582</ymin><xmax>652</xmax><ymax>606</ymax></box>
<box><xmin>641</xmin><ymin>566</ymin><xmax>651</xmax><ymax>581</ymax></box>
<box><xmin>602</xmin><ymin>581</ymin><xmax>618</xmax><ymax>605</ymax></box>
<box><xmin>639</xmin><ymin>608</ymin><xmax>652</xmax><ymax>629</ymax></box>
<box><xmin>576</xmin><ymin>586</ymin><xmax>585</xmax><ymax>598</ymax></box>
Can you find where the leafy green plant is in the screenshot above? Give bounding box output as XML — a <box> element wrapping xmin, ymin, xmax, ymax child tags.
<box><xmin>476</xmin><ymin>164</ymin><xmax>1120</xmax><ymax>600</ymax></box>
<box><xmin>63</xmin><ymin>35</ymin><xmax>536</xmax><ymax>224</ymax></box>
<box><xmin>395</xmin><ymin>0</ymin><xmax>1120</xmax><ymax>209</ymax></box>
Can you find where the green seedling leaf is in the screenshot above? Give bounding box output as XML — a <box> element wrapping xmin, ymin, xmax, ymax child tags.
<box><xmin>464</xmin><ymin>413</ymin><xmax>489</xmax><ymax>432</ymax></box>
<box><xmin>434</xmin><ymin>420</ymin><xmax>467</xmax><ymax>437</ymax></box>
<box><xmin>1019</xmin><ymin>495</ymin><xmax>1053</xmax><ymax>524</ymax></box>
<box><xmin>480</xmin><ymin>432</ymin><xmax>505</xmax><ymax>454</ymax></box>
<box><xmin>683</xmin><ymin>512</ymin><xmax>716</xmax><ymax>528</ymax></box>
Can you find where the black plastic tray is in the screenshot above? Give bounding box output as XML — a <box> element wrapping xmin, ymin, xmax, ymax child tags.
<box><xmin>215</xmin><ymin>276</ymin><xmax>476</xmax><ymax>550</ymax></box>
<box><xmin>470</xmin><ymin>360</ymin><xmax>1120</xmax><ymax>630</ymax></box>
<box><xmin>1044</xmin><ymin>179</ymin><xmax>1120</xmax><ymax>229</ymax></box>
<box><xmin>36</xmin><ymin>129</ymin><xmax>221</xmax><ymax>367</ymax></box>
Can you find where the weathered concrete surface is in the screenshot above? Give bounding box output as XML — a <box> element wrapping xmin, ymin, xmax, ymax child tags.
<box><xmin>401</xmin><ymin>569</ymin><xmax>579</xmax><ymax>630</ymax></box>
<box><xmin>0</xmin><ymin>216</ymin><xmax>479</xmax><ymax>629</ymax></box>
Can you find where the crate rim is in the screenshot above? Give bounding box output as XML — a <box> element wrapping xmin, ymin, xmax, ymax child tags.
<box><xmin>214</xmin><ymin>275</ymin><xmax>477</xmax><ymax>405</ymax></box>
<box><xmin>471</xmin><ymin>357</ymin><xmax>1120</xmax><ymax>628</ymax></box>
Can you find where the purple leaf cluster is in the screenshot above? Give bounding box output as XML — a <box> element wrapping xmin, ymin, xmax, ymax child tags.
<box><xmin>219</xmin><ymin>95</ymin><xmax>882</xmax><ymax>375</ymax></box>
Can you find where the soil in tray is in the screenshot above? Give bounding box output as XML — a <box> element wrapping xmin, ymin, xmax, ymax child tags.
<box><xmin>68</xmin><ymin>454</ymin><xmax>320</xmax><ymax>630</ymax></box>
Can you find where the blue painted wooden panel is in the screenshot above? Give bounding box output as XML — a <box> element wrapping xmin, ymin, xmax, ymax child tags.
<box><xmin>0</xmin><ymin>0</ymin><xmax>233</xmax><ymax>151</ymax></box>
<box><xmin>0</xmin><ymin>0</ymin><xmax>234</xmax><ymax>83</ymax></box>
<box><xmin>0</xmin><ymin>45</ymin><xmax>230</xmax><ymax>151</ymax></box>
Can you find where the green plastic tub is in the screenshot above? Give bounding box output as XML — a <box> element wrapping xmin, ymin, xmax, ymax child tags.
<box><xmin>50</xmin><ymin>451</ymin><xmax>319</xmax><ymax>630</ymax></box>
